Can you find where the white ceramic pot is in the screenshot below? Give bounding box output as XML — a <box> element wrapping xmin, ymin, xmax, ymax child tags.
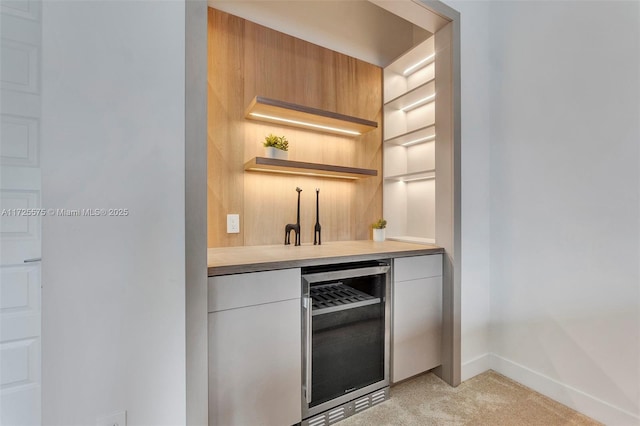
<box><xmin>373</xmin><ymin>228</ymin><xmax>385</xmax><ymax>242</ymax></box>
<box><xmin>265</xmin><ymin>146</ymin><xmax>288</xmax><ymax>160</ymax></box>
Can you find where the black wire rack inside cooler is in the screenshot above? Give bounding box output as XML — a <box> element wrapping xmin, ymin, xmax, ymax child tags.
<box><xmin>310</xmin><ymin>282</ymin><xmax>381</xmax><ymax>315</ymax></box>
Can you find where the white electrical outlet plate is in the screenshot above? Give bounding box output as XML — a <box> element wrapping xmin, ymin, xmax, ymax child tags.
<box><xmin>227</xmin><ymin>214</ymin><xmax>240</xmax><ymax>233</ymax></box>
<box><xmin>96</xmin><ymin>411</ymin><xmax>126</xmax><ymax>426</ymax></box>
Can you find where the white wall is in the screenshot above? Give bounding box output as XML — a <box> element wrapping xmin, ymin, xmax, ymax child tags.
<box><xmin>444</xmin><ymin>0</ymin><xmax>493</xmax><ymax>382</ymax></box>
<box><xmin>449</xmin><ymin>0</ymin><xmax>640</xmax><ymax>423</ymax></box>
<box><xmin>487</xmin><ymin>1</ymin><xmax>639</xmax><ymax>424</ymax></box>
<box><xmin>35</xmin><ymin>1</ymin><xmax>640</xmax><ymax>424</ymax></box>
<box><xmin>41</xmin><ymin>2</ymin><xmax>186</xmax><ymax>425</ymax></box>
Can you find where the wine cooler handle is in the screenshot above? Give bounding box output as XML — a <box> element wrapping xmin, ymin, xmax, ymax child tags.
<box><xmin>305</xmin><ymin>296</ymin><xmax>312</xmax><ymax>404</ymax></box>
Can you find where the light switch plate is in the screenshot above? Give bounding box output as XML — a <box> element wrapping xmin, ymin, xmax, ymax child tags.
<box><xmin>96</xmin><ymin>411</ymin><xmax>126</xmax><ymax>426</ymax></box>
<box><xmin>227</xmin><ymin>214</ymin><xmax>240</xmax><ymax>233</ymax></box>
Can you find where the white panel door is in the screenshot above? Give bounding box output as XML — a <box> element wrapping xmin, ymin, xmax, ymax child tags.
<box><xmin>392</xmin><ymin>276</ymin><xmax>442</xmax><ymax>383</ymax></box>
<box><xmin>209</xmin><ymin>298</ymin><xmax>302</xmax><ymax>426</ymax></box>
<box><xmin>0</xmin><ymin>1</ymin><xmax>42</xmax><ymax>424</ymax></box>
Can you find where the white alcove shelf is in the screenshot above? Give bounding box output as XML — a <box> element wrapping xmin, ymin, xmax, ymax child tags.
<box><xmin>383</xmin><ymin>36</ymin><xmax>437</xmax><ymax>244</ymax></box>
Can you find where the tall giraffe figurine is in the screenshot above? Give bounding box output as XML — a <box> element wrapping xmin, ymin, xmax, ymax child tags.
<box><xmin>285</xmin><ymin>187</ymin><xmax>302</xmax><ymax>246</ymax></box>
<box><xmin>314</xmin><ymin>188</ymin><xmax>321</xmax><ymax>245</ymax></box>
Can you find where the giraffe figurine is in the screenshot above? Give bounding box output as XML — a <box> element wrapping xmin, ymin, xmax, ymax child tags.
<box><xmin>313</xmin><ymin>188</ymin><xmax>321</xmax><ymax>245</ymax></box>
<box><xmin>285</xmin><ymin>187</ymin><xmax>302</xmax><ymax>246</ymax></box>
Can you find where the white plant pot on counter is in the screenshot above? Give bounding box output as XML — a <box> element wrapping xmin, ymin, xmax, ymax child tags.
<box><xmin>373</xmin><ymin>228</ymin><xmax>385</xmax><ymax>242</ymax></box>
<box><xmin>265</xmin><ymin>147</ymin><xmax>288</xmax><ymax>160</ymax></box>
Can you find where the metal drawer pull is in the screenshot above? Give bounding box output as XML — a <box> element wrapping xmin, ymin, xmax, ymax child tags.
<box><xmin>23</xmin><ymin>258</ymin><xmax>42</xmax><ymax>263</ymax></box>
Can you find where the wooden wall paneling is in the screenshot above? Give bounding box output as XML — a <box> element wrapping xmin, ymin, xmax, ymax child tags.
<box><xmin>352</xmin><ymin>62</ymin><xmax>383</xmax><ymax>241</ymax></box>
<box><xmin>320</xmin><ymin>48</ymin><xmax>337</xmax><ymax>111</ymax></box>
<box><xmin>207</xmin><ymin>8</ymin><xmax>245</xmax><ymax>247</ymax></box>
<box><xmin>243</xmin><ymin>20</ymin><xmax>289</xmax><ymax>107</ymax></box>
<box><xmin>293</xmin><ymin>36</ymin><xmax>324</xmax><ymax>109</ymax></box>
<box><xmin>354</xmin><ymin>155</ymin><xmax>383</xmax><ymax>238</ymax></box>
<box><xmin>242</xmin><ymin>16</ymin><xmax>355</xmax><ymax>245</ymax></box>
<box><xmin>243</xmin><ymin>174</ymin><xmax>353</xmax><ymax>246</ymax></box>
<box><xmin>209</xmin><ymin>8</ymin><xmax>382</xmax><ymax>247</ymax></box>
<box><xmin>353</xmin><ymin>121</ymin><xmax>383</xmax><ymax>240</ymax></box>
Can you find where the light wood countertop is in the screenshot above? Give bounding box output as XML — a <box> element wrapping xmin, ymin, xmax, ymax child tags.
<box><xmin>208</xmin><ymin>240</ymin><xmax>444</xmax><ymax>276</ymax></box>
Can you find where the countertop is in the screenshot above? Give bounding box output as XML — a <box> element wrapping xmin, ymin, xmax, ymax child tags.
<box><xmin>208</xmin><ymin>240</ymin><xmax>444</xmax><ymax>276</ymax></box>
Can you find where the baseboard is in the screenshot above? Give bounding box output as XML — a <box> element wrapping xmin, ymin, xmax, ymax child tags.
<box><xmin>489</xmin><ymin>353</ymin><xmax>640</xmax><ymax>426</ymax></box>
<box><xmin>461</xmin><ymin>353</ymin><xmax>491</xmax><ymax>382</ymax></box>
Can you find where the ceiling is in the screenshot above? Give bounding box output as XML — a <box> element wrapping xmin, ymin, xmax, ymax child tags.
<box><xmin>207</xmin><ymin>0</ymin><xmax>432</xmax><ymax>67</ymax></box>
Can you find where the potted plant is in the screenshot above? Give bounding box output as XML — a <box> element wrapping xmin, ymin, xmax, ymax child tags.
<box><xmin>372</xmin><ymin>218</ymin><xmax>387</xmax><ymax>242</ymax></box>
<box><xmin>263</xmin><ymin>133</ymin><xmax>289</xmax><ymax>160</ymax></box>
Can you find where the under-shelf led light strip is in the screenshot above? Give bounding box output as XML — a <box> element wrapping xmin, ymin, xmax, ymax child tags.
<box><xmin>400</xmin><ymin>94</ymin><xmax>435</xmax><ymax>112</ymax></box>
<box><xmin>401</xmin><ymin>134</ymin><xmax>436</xmax><ymax>147</ymax></box>
<box><xmin>249</xmin><ymin>112</ymin><xmax>361</xmax><ymax>136</ymax></box>
<box><xmin>403</xmin><ymin>53</ymin><xmax>435</xmax><ymax>76</ymax></box>
<box><xmin>401</xmin><ymin>174</ymin><xmax>435</xmax><ymax>183</ymax></box>
<box><xmin>247</xmin><ymin>167</ymin><xmax>359</xmax><ymax>180</ymax></box>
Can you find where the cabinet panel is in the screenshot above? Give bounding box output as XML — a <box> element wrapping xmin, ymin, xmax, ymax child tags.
<box><xmin>208</xmin><ymin>268</ymin><xmax>300</xmax><ymax>312</ymax></box>
<box><xmin>392</xmin><ymin>276</ymin><xmax>442</xmax><ymax>383</ymax></box>
<box><xmin>209</xmin><ymin>298</ymin><xmax>302</xmax><ymax>426</ymax></box>
<box><xmin>394</xmin><ymin>254</ymin><xmax>442</xmax><ymax>282</ymax></box>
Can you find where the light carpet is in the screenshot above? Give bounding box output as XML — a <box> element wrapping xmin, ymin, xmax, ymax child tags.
<box><xmin>338</xmin><ymin>370</ymin><xmax>601</xmax><ymax>425</ymax></box>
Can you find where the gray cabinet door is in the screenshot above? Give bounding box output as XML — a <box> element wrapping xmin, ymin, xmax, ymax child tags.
<box><xmin>392</xmin><ymin>276</ymin><xmax>442</xmax><ymax>383</ymax></box>
<box><xmin>392</xmin><ymin>255</ymin><xmax>442</xmax><ymax>383</ymax></box>
<box><xmin>208</xmin><ymin>298</ymin><xmax>301</xmax><ymax>426</ymax></box>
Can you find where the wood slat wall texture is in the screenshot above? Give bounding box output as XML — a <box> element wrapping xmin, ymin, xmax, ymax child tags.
<box><xmin>208</xmin><ymin>8</ymin><xmax>382</xmax><ymax>247</ymax></box>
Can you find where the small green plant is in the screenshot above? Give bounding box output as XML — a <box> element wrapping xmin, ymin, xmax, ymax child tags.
<box><xmin>263</xmin><ymin>134</ymin><xmax>289</xmax><ymax>151</ymax></box>
<box><xmin>372</xmin><ymin>218</ymin><xmax>387</xmax><ymax>229</ymax></box>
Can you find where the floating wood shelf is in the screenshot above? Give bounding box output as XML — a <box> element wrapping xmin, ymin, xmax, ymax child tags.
<box><xmin>245</xmin><ymin>157</ymin><xmax>377</xmax><ymax>180</ymax></box>
<box><xmin>245</xmin><ymin>96</ymin><xmax>378</xmax><ymax>136</ymax></box>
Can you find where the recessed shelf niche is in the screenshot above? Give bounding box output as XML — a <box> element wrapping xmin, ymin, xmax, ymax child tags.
<box><xmin>385</xmin><ymin>124</ymin><xmax>435</xmax><ymax>146</ymax></box>
<box><xmin>383</xmin><ymin>36</ymin><xmax>437</xmax><ymax>244</ymax></box>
